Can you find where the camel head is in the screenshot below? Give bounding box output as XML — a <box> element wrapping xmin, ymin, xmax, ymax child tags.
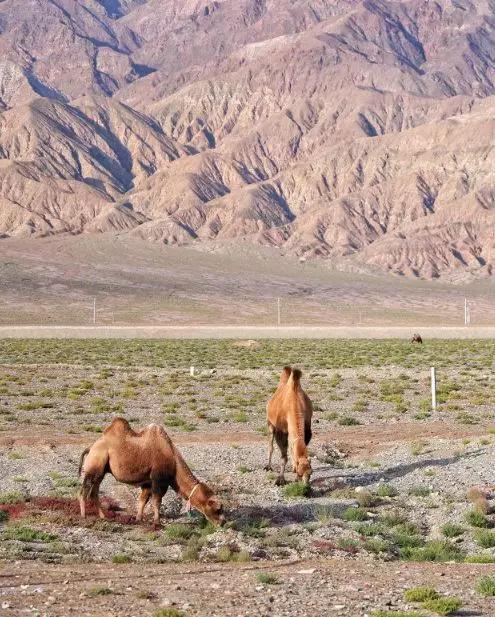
<box><xmin>295</xmin><ymin>455</ymin><xmax>312</xmax><ymax>485</ymax></box>
<box><xmin>192</xmin><ymin>483</ymin><xmax>226</xmax><ymax>526</ymax></box>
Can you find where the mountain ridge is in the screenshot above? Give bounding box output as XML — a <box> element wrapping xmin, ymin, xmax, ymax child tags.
<box><xmin>2</xmin><ymin>0</ymin><xmax>495</xmax><ymax>278</ymax></box>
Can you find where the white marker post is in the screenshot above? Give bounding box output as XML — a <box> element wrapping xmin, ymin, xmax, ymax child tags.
<box><xmin>190</xmin><ymin>366</ymin><xmax>195</xmax><ymax>377</ymax></box>
<box><xmin>431</xmin><ymin>366</ymin><xmax>436</xmax><ymax>411</ymax></box>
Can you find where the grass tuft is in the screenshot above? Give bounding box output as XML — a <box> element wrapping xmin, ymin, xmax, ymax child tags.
<box><xmin>404</xmin><ymin>587</ymin><xmax>439</xmax><ymax>602</ymax></box>
<box><xmin>282</xmin><ymin>482</ymin><xmax>311</xmax><ymax>498</ymax></box>
<box><xmin>475</xmin><ymin>575</ymin><xmax>495</xmax><ymax>597</ymax></box>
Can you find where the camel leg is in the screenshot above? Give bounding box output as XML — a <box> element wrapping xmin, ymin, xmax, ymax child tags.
<box><xmin>79</xmin><ymin>493</ymin><xmax>86</xmax><ymax>518</ymax></box>
<box><xmin>80</xmin><ymin>473</ymin><xmax>105</xmax><ymax>518</ymax></box>
<box><xmin>90</xmin><ymin>479</ymin><xmax>106</xmax><ymax>519</ymax></box>
<box><xmin>264</xmin><ymin>425</ymin><xmax>275</xmax><ymax>471</ymax></box>
<box><xmin>151</xmin><ymin>484</ymin><xmax>168</xmax><ymax>529</ymax></box>
<box><xmin>136</xmin><ymin>486</ymin><xmax>152</xmax><ymax>522</ymax></box>
<box><xmin>276</xmin><ymin>454</ymin><xmax>288</xmax><ymax>486</ymax></box>
<box><xmin>274</xmin><ymin>431</ymin><xmax>288</xmax><ymax>486</ymax></box>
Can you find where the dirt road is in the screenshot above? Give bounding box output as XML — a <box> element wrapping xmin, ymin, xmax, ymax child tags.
<box><xmin>1</xmin><ymin>325</ymin><xmax>494</xmax><ymax>339</ymax></box>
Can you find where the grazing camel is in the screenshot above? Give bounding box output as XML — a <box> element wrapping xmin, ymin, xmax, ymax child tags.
<box><xmin>265</xmin><ymin>366</ymin><xmax>313</xmax><ymax>485</ymax></box>
<box><xmin>411</xmin><ymin>333</ymin><xmax>423</xmax><ymax>344</ymax></box>
<box><xmin>78</xmin><ymin>417</ymin><xmax>225</xmax><ymax>527</ymax></box>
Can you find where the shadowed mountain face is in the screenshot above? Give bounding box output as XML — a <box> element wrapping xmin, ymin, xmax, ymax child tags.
<box><xmin>2</xmin><ymin>0</ymin><xmax>495</xmax><ymax>278</ymax></box>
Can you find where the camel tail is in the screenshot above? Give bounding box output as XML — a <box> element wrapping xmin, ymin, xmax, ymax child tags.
<box><xmin>78</xmin><ymin>447</ymin><xmax>91</xmax><ymax>476</ymax></box>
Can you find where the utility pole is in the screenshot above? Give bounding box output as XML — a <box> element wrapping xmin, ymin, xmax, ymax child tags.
<box><xmin>431</xmin><ymin>367</ymin><xmax>437</xmax><ymax>411</ymax></box>
<box><xmin>277</xmin><ymin>297</ymin><xmax>281</xmax><ymax>327</ymax></box>
<box><xmin>93</xmin><ymin>298</ymin><xmax>96</xmax><ymax>325</ymax></box>
<box><xmin>464</xmin><ymin>298</ymin><xmax>471</xmax><ymax>326</ymax></box>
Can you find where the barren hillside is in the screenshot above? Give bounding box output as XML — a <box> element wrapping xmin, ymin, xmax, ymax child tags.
<box><xmin>2</xmin><ymin>0</ymin><xmax>495</xmax><ymax>278</ymax></box>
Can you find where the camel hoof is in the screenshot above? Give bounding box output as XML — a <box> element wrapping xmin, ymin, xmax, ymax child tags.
<box><xmin>264</xmin><ymin>465</ymin><xmax>273</xmax><ymax>472</ymax></box>
<box><xmin>275</xmin><ymin>477</ymin><xmax>286</xmax><ymax>486</ymax></box>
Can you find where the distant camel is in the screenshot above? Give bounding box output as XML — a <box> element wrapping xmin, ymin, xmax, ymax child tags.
<box><xmin>411</xmin><ymin>333</ymin><xmax>423</xmax><ymax>344</ymax></box>
<box><xmin>265</xmin><ymin>366</ymin><xmax>313</xmax><ymax>485</ymax></box>
<box><xmin>78</xmin><ymin>418</ymin><xmax>225</xmax><ymax>527</ymax></box>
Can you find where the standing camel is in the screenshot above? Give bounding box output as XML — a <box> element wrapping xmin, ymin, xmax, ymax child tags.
<box><xmin>265</xmin><ymin>366</ymin><xmax>313</xmax><ymax>485</ymax></box>
<box><xmin>78</xmin><ymin>417</ymin><xmax>225</xmax><ymax>527</ymax></box>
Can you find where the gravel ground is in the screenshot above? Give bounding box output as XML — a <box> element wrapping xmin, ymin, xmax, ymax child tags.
<box><xmin>1</xmin><ymin>340</ymin><xmax>495</xmax><ymax>616</ymax></box>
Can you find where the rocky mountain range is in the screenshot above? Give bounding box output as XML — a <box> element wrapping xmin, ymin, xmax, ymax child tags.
<box><xmin>2</xmin><ymin>0</ymin><xmax>495</xmax><ymax>278</ymax></box>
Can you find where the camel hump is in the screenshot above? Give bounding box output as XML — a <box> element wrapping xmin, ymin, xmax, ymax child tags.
<box><xmin>279</xmin><ymin>366</ymin><xmax>292</xmax><ymax>385</ymax></box>
<box><xmin>104</xmin><ymin>417</ymin><xmax>132</xmax><ymax>435</ymax></box>
<box><xmin>288</xmin><ymin>368</ymin><xmax>302</xmax><ymax>388</ymax></box>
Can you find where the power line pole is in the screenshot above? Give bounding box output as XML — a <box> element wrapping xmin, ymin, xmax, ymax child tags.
<box><xmin>93</xmin><ymin>298</ymin><xmax>96</xmax><ymax>325</ymax></box>
<box><xmin>464</xmin><ymin>298</ymin><xmax>471</xmax><ymax>326</ymax></box>
<box><xmin>431</xmin><ymin>367</ymin><xmax>437</xmax><ymax>411</ymax></box>
<box><xmin>277</xmin><ymin>297</ymin><xmax>281</xmax><ymax>327</ymax></box>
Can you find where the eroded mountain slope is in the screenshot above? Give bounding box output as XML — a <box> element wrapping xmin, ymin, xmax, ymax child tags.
<box><xmin>2</xmin><ymin>0</ymin><xmax>495</xmax><ymax>278</ymax></box>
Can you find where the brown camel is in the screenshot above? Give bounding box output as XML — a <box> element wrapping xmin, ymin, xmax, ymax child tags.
<box><xmin>78</xmin><ymin>417</ymin><xmax>225</xmax><ymax>527</ymax></box>
<box><xmin>265</xmin><ymin>366</ymin><xmax>313</xmax><ymax>485</ymax></box>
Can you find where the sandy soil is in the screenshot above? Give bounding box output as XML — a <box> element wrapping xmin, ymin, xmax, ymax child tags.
<box><xmin>2</xmin><ymin>559</ymin><xmax>495</xmax><ymax>616</ymax></box>
<box><xmin>2</xmin><ymin>235</ymin><xmax>495</xmax><ymax>327</ymax></box>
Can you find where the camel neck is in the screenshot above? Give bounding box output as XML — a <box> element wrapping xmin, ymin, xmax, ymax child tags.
<box><xmin>173</xmin><ymin>446</ymin><xmax>200</xmax><ymax>499</ymax></box>
<box><xmin>287</xmin><ymin>404</ymin><xmax>305</xmax><ymax>441</ymax></box>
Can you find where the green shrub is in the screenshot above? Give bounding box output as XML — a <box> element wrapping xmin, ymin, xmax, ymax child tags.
<box><xmin>363</xmin><ymin>538</ymin><xmax>390</xmax><ymax>554</ymax></box>
<box><xmin>256</xmin><ymin>572</ymin><xmax>280</xmax><ymax>585</ymax></box>
<box><xmin>371</xmin><ymin>612</ymin><xmax>422</xmax><ymax>617</ymax></box>
<box><xmin>401</xmin><ymin>540</ymin><xmax>464</xmax><ymax>562</ymax></box>
<box><xmin>465</xmin><ymin>509</ymin><xmax>489</xmax><ymax>528</ymax></box>
<box><xmin>474</xmin><ymin>529</ymin><xmax>495</xmax><ymax>548</ymax></box>
<box><xmin>408</xmin><ymin>485</ymin><xmax>431</xmax><ymax>497</ymax></box>
<box><xmin>404</xmin><ymin>586</ymin><xmax>439</xmax><ymax>602</ymax></box>
<box><xmin>112</xmin><ymin>554</ymin><xmax>132</xmax><ymax>563</ymax></box>
<box><xmin>465</xmin><ymin>554</ymin><xmax>495</xmax><ymax>563</ymax></box>
<box><xmin>282</xmin><ymin>482</ymin><xmax>311</xmax><ymax>498</ymax></box>
<box><xmin>377</xmin><ymin>484</ymin><xmax>397</xmax><ymax>497</ymax></box>
<box><xmin>3</xmin><ymin>526</ymin><xmax>57</xmax><ymax>543</ymax></box>
<box><xmin>165</xmin><ymin>523</ymin><xmax>194</xmax><ymax>541</ymax></box>
<box><xmin>343</xmin><ymin>506</ymin><xmax>368</xmax><ymax>522</ymax></box>
<box><xmin>475</xmin><ymin>575</ymin><xmax>495</xmax><ymax>597</ymax></box>
<box><xmin>154</xmin><ymin>610</ymin><xmax>185</xmax><ymax>617</ymax></box>
<box><xmin>0</xmin><ymin>491</ymin><xmax>24</xmax><ymax>504</ymax></box>
<box><xmin>88</xmin><ymin>586</ymin><xmax>113</xmax><ymax>597</ymax></box>
<box><xmin>421</xmin><ymin>597</ymin><xmax>462</xmax><ymax>615</ymax></box>
<box><xmin>441</xmin><ymin>523</ymin><xmax>464</xmax><ymax>538</ymax></box>
<box><xmin>338</xmin><ymin>415</ymin><xmax>361</xmax><ymax>426</ymax></box>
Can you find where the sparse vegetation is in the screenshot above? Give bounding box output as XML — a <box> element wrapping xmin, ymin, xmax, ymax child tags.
<box><xmin>474</xmin><ymin>529</ymin><xmax>495</xmax><ymax>548</ymax></box>
<box><xmin>256</xmin><ymin>572</ymin><xmax>280</xmax><ymax>585</ymax></box>
<box><xmin>153</xmin><ymin>610</ymin><xmax>186</xmax><ymax>617</ymax></box>
<box><xmin>377</xmin><ymin>484</ymin><xmax>398</xmax><ymax>498</ymax></box>
<box><xmin>475</xmin><ymin>575</ymin><xmax>495</xmax><ymax>597</ymax></box>
<box><xmin>404</xmin><ymin>587</ymin><xmax>439</xmax><ymax>602</ymax></box>
<box><xmin>465</xmin><ymin>509</ymin><xmax>489</xmax><ymax>528</ymax></box>
<box><xmin>282</xmin><ymin>482</ymin><xmax>311</xmax><ymax>498</ymax></box>
<box><xmin>421</xmin><ymin>597</ymin><xmax>462</xmax><ymax>615</ymax></box>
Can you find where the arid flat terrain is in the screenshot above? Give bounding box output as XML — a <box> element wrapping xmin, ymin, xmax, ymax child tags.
<box><xmin>2</xmin><ymin>235</ymin><xmax>495</xmax><ymax>327</ymax></box>
<box><xmin>1</xmin><ymin>339</ymin><xmax>495</xmax><ymax>616</ymax></box>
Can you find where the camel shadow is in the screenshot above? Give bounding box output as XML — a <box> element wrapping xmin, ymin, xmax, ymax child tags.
<box><xmin>310</xmin><ymin>449</ymin><xmax>485</xmax><ymax>495</ymax></box>
<box><xmin>242</xmin><ymin>449</ymin><xmax>486</xmax><ymax>525</ymax></box>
